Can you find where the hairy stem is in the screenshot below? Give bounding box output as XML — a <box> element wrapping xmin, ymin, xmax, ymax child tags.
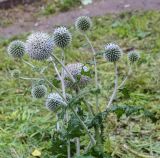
<box><xmin>61</xmin><ymin>50</ymin><xmax>71</xmax><ymax>158</ymax></box>
<box><xmin>50</xmin><ymin>53</ymin><xmax>75</xmax><ymax>83</ymax></box>
<box><xmin>107</xmin><ymin>62</ymin><xmax>118</xmax><ymax>109</ymax></box>
<box><xmin>84</xmin><ymin>34</ymin><xmax>100</xmax><ymax>112</ymax></box>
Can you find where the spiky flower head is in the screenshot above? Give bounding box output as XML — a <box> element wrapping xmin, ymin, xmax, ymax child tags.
<box><xmin>104</xmin><ymin>43</ymin><xmax>122</xmax><ymax>62</ymax></box>
<box><xmin>11</xmin><ymin>69</ymin><xmax>21</xmax><ymax>78</ymax></box>
<box><xmin>7</xmin><ymin>40</ymin><xmax>25</xmax><ymax>58</ymax></box>
<box><xmin>45</xmin><ymin>93</ymin><xmax>66</xmax><ymax>112</ymax></box>
<box><xmin>31</xmin><ymin>85</ymin><xmax>47</xmax><ymax>99</ymax></box>
<box><xmin>26</xmin><ymin>32</ymin><xmax>54</xmax><ymax>60</ymax></box>
<box><xmin>53</xmin><ymin>26</ymin><xmax>72</xmax><ymax>48</ymax></box>
<box><xmin>75</xmin><ymin>16</ymin><xmax>92</xmax><ymax>32</ymax></box>
<box><xmin>128</xmin><ymin>51</ymin><xmax>140</xmax><ymax>63</ymax></box>
<box><xmin>63</xmin><ymin>63</ymin><xmax>90</xmax><ymax>89</ymax></box>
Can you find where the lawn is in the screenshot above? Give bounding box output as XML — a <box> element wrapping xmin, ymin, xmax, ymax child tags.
<box><xmin>0</xmin><ymin>11</ymin><xmax>160</xmax><ymax>158</ymax></box>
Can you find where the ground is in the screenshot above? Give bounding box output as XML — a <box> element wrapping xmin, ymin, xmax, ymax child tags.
<box><xmin>0</xmin><ymin>1</ymin><xmax>160</xmax><ymax>158</ymax></box>
<box><xmin>0</xmin><ymin>0</ymin><xmax>160</xmax><ymax>37</ymax></box>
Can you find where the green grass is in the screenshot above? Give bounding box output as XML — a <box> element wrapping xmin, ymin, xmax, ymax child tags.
<box><xmin>41</xmin><ymin>0</ymin><xmax>81</xmax><ymax>15</ymax></box>
<box><xmin>0</xmin><ymin>11</ymin><xmax>160</xmax><ymax>157</ymax></box>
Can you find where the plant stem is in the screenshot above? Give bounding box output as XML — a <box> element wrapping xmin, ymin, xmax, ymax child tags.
<box><xmin>70</xmin><ymin>106</ymin><xmax>96</xmax><ymax>146</ymax></box>
<box><xmin>50</xmin><ymin>53</ymin><xmax>75</xmax><ymax>83</ymax></box>
<box><xmin>118</xmin><ymin>64</ymin><xmax>132</xmax><ymax>89</ymax></box>
<box><xmin>61</xmin><ymin>50</ymin><xmax>71</xmax><ymax>158</ymax></box>
<box><xmin>107</xmin><ymin>62</ymin><xmax>118</xmax><ymax>109</ymax></box>
<box><xmin>75</xmin><ymin>137</ymin><xmax>80</xmax><ymax>156</ymax></box>
<box><xmin>56</xmin><ymin>114</ymin><xmax>60</xmax><ymax>131</ymax></box>
<box><xmin>41</xmin><ymin>74</ymin><xmax>67</xmax><ymax>102</ymax></box>
<box><xmin>52</xmin><ymin>60</ymin><xmax>62</xmax><ymax>81</ymax></box>
<box><xmin>22</xmin><ymin>59</ymin><xmax>35</xmax><ymax>68</ymax></box>
<box><xmin>84</xmin><ymin>34</ymin><xmax>100</xmax><ymax>112</ymax></box>
<box><xmin>19</xmin><ymin>77</ymin><xmax>41</xmax><ymax>80</ymax></box>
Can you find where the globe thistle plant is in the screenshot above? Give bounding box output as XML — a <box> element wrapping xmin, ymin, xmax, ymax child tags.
<box><xmin>31</xmin><ymin>85</ymin><xmax>47</xmax><ymax>99</ymax></box>
<box><xmin>25</xmin><ymin>32</ymin><xmax>54</xmax><ymax>60</ymax></box>
<box><xmin>75</xmin><ymin>16</ymin><xmax>92</xmax><ymax>32</ymax></box>
<box><xmin>45</xmin><ymin>93</ymin><xmax>66</xmax><ymax>112</ymax></box>
<box><xmin>128</xmin><ymin>51</ymin><xmax>140</xmax><ymax>63</ymax></box>
<box><xmin>7</xmin><ymin>40</ymin><xmax>25</xmax><ymax>58</ymax></box>
<box><xmin>6</xmin><ymin>15</ymin><xmax>143</xmax><ymax>157</ymax></box>
<box><xmin>53</xmin><ymin>26</ymin><xmax>72</xmax><ymax>48</ymax></box>
<box><xmin>104</xmin><ymin>43</ymin><xmax>122</xmax><ymax>62</ymax></box>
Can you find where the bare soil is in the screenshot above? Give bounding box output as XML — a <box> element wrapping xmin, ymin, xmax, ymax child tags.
<box><xmin>0</xmin><ymin>0</ymin><xmax>160</xmax><ymax>38</ymax></box>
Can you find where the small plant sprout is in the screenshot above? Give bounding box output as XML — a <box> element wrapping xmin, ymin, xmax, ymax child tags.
<box><xmin>7</xmin><ymin>15</ymin><xmax>144</xmax><ymax>157</ymax></box>
<box><xmin>11</xmin><ymin>69</ymin><xmax>21</xmax><ymax>78</ymax></box>
<box><xmin>8</xmin><ymin>40</ymin><xmax>25</xmax><ymax>58</ymax></box>
<box><xmin>75</xmin><ymin>16</ymin><xmax>92</xmax><ymax>32</ymax></box>
<box><xmin>31</xmin><ymin>85</ymin><xmax>47</xmax><ymax>99</ymax></box>
<box><xmin>45</xmin><ymin>93</ymin><xmax>67</xmax><ymax>112</ymax></box>
<box><xmin>25</xmin><ymin>32</ymin><xmax>54</xmax><ymax>60</ymax></box>
<box><xmin>53</xmin><ymin>26</ymin><xmax>72</xmax><ymax>48</ymax></box>
<box><xmin>128</xmin><ymin>50</ymin><xmax>140</xmax><ymax>63</ymax></box>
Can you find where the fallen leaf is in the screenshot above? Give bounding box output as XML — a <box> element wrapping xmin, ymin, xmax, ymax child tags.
<box><xmin>32</xmin><ymin>149</ymin><xmax>41</xmax><ymax>157</ymax></box>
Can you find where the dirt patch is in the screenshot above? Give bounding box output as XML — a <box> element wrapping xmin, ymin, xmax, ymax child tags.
<box><xmin>0</xmin><ymin>0</ymin><xmax>160</xmax><ymax>38</ymax></box>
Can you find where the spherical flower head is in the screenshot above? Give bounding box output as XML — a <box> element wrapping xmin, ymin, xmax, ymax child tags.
<box><xmin>63</xmin><ymin>63</ymin><xmax>90</xmax><ymax>89</ymax></box>
<box><xmin>53</xmin><ymin>26</ymin><xmax>72</xmax><ymax>48</ymax></box>
<box><xmin>75</xmin><ymin>16</ymin><xmax>92</xmax><ymax>32</ymax></box>
<box><xmin>7</xmin><ymin>40</ymin><xmax>25</xmax><ymax>58</ymax></box>
<box><xmin>26</xmin><ymin>32</ymin><xmax>54</xmax><ymax>60</ymax></box>
<box><xmin>128</xmin><ymin>51</ymin><xmax>140</xmax><ymax>63</ymax></box>
<box><xmin>45</xmin><ymin>93</ymin><xmax>66</xmax><ymax>112</ymax></box>
<box><xmin>104</xmin><ymin>43</ymin><xmax>122</xmax><ymax>62</ymax></box>
<box><xmin>31</xmin><ymin>85</ymin><xmax>47</xmax><ymax>99</ymax></box>
<box><xmin>11</xmin><ymin>69</ymin><xmax>21</xmax><ymax>78</ymax></box>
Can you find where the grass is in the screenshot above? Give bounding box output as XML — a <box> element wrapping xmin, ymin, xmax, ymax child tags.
<box><xmin>0</xmin><ymin>11</ymin><xmax>160</xmax><ymax>157</ymax></box>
